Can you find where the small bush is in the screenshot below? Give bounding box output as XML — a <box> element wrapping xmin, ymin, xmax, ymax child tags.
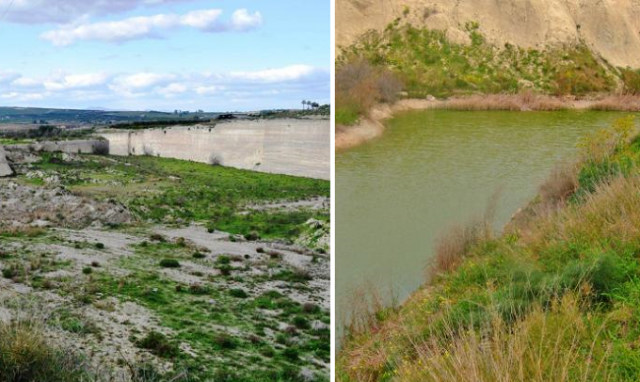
<box><xmin>213</xmin><ymin>333</ymin><xmax>238</xmax><ymax>350</ymax></box>
<box><xmin>192</xmin><ymin>252</ymin><xmax>206</xmax><ymax>259</ymax></box>
<box><xmin>135</xmin><ymin>331</ymin><xmax>179</xmax><ymax>358</ymax></box>
<box><xmin>82</xmin><ymin>267</ymin><xmax>93</xmax><ymax>275</ymax></box>
<box><xmin>94</xmin><ymin>242</ymin><xmax>104</xmax><ymax>249</ymax></box>
<box><xmin>229</xmin><ymin>288</ymin><xmax>248</xmax><ymax>298</ymax></box>
<box><xmin>1</xmin><ymin>267</ymin><xmax>16</xmax><ymax>279</ymax></box>
<box><xmin>292</xmin><ymin>316</ymin><xmax>310</xmax><ymax>329</ymax></box>
<box><xmin>159</xmin><ymin>259</ymin><xmax>180</xmax><ymax>268</ymax></box>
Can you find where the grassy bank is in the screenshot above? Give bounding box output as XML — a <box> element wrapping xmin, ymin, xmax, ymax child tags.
<box><xmin>338</xmin><ymin>116</ymin><xmax>640</xmax><ymax>381</ymax></box>
<box><xmin>336</xmin><ymin>17</ymin><xmax>640</xmax><ymax>125</ymax></box>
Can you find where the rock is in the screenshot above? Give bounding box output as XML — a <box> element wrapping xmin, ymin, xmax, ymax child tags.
<box><xmin>426</xmin><ymin>94</ymin><xmax>437</xmax><ymax>101</ymax></box>
<box><xmin>30</xmin><ymin>220</ymin><xmax>52</xmax><ymax>228</ymax></box>
<box><xmin>0</xmin><ymin>145</ymin><xmax>14</xmax><ymax>177</ymax></box>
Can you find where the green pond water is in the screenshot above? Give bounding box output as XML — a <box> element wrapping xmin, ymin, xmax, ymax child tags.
<box><xmin>336</xmin><ymin>110</ymin><xmax>637</xmax><ymax>334</ymax></box>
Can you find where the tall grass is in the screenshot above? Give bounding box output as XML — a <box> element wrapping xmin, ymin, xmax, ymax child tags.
<box><xmin>0</xmin><ymin>320</ymin><xmax>90</xmax><ymax>382</ymax></box>
<box><xmin>397</xmin><ymin>296</ymin><xmax>612</xmax><ymax>382</ymax></box>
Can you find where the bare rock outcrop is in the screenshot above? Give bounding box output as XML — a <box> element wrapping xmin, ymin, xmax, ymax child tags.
<box><xmin>0</xmin><ymin>145</ymin><xmax>13</xmax><ymax>177</ymax></box>
<box><xmin>0</xmin><ymin>181</ymin><xmax>132</xmax><ymax>228</ymax></box>
<box><xmin>337</xmin><ymin>0</ymin><xmax>640</xmax><ymax>68</ymax></box>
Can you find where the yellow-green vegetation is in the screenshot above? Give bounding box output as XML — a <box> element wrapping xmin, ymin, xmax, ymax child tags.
<box><xmin>338</xmin><ymin>117</ymin><xmax>640</xmax><ymax>382</ymax></box>
<box><xmin>336</xmin><ymin>18</ymin><xmax>640</xmax><ymax>125</ymax></box>
<box><xmin>28</xmin><ymin>153</ymin><xmax>329</xmax><ymax>241</ymax></box>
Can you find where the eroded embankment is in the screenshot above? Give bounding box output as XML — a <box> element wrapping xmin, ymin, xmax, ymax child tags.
<box><xmin>336</xmin><ymin>95</ymin><xmax>640</xmax><ymax>150</ymax></box>
<box><xmin>101</xmin><ymin>118</ymin><xmax>330</xmax><ymax>180</ymax></box>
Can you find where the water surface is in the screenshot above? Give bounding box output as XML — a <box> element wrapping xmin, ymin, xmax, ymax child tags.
<box><xmin>337</xmin><ymin>110</ymin><xmax>636</xmax><ymax>333</ymax></box>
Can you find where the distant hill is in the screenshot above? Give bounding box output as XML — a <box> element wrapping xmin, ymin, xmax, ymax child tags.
<box><xmin>0</xmin><ymin>107</ymin><xmax>224</xmax><ymax>125</ymax></box>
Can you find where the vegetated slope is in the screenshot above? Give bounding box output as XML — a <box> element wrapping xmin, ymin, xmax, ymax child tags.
<box><xmin>338</xmin><ymin>116</ymin><xmax>640</xmax><ymax>381</ymax></box>
<box><xmin>335</xmin><ymin>12</ymin><xmax>640</xmax><ymax>125</ymax></box>
<box><xmin>337</xmin><ymin>0</ymin><xmax>640</xmax><ymax>68</ymax></box>
<box><xmin>1</xmin><ymin>152</ymin><xmax>331</xmax><ymax>381</ymax></box>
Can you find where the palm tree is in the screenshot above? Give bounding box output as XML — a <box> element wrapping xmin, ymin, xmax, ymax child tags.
<box><xmin>301</xmin><ymin>100</ymin><xmax>307</xmax><ymax>110</ymax></box>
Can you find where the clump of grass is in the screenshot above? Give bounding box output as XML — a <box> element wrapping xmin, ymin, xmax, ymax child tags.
<box><xmin>135</xmin><ymin>331</ymin><xmax>179</xmax><ymax>358</ymax></box>
<box><xmin>229</xmin><ymin>288</ymin><xmax>248</xmax><ymax>298</ymax></box>
<box><xmin>159</xmin><ymin>259</ymin><xmax>180</xmax><ymax>268</ymax></box>
<box><xmin>391</xmin><ymin>296</ymin><xmax>612</xmax><ymax>382</ymax></box>
<box><xmin>0</xmin><ymin>320</ymin><xmax>90</xmax><ymax>382</ymax></box>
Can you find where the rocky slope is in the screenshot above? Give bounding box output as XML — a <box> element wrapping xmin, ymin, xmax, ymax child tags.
<box><xmin>337</xmin><ymin>0</ymin><xmax>640</xmax><ymax>68</ymax></box>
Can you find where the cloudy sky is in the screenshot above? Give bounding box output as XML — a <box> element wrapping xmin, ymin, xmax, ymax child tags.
<box><xmin>0</xmin><ymin>0</ymin><xmax>329</xmax><ymax>111</ymax></box>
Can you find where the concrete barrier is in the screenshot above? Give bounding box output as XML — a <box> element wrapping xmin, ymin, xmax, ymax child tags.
<box><xmin>100</xmin><ymin>118</ymin><xmax>330</xmax><ymax>180</ymax></box>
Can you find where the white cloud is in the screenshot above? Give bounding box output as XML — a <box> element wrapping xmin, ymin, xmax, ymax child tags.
<box><xmin>230</xmin><ymin>9</ymin><xmax>262</xmax><ymax>31</ymax></box>
<box><xmin>0</xmin><ymin>70</ymin><xmax>20</xmax><ymax>84</ymax></box>
<box><xmin>195</xmin><ymin>85</ymin><xmax>225</xmax><ymax>95</ymax></box>
<box><xmin>109</xmin><ymin>72</ymin><xmax>176</xmax><ymax>95</ymax></box>
<box><xmin>12</xmin><ymin>77</ymin><xmax>41</xmax><ymax>87</ymax></box>
<box><xmin>41</xmin><ymin>8</ymin><xmax>262</xmax><ymax>46</ymax></box>
<box><xmin>229</xmin><ymin>65</ymin><xmax>321</xmax><ymax>83</ymax></box>
<box><xmin>0</xmin><ymin>65</ymin><xmax>329</xmax><ymax>110</ymax></box>
<box><xmin>44</xmin><ymin>72</ymin><xmax>109</xmax><ymax>90</ymax></box>
<box><xmin>0</xmin><ymin>0</ymin><xmax>192</xmax><ymax>24</ymax></box>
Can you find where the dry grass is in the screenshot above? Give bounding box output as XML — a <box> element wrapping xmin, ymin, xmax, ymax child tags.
<box><xmin>428</xmin><ymin>189</ymin><xmax>500</xmax><ymax>279</ymax></box>
<box><xmin>396</xmin><ymin>295</ymin><xmax>612</xmax><ymax>382</ymax></box>
<box><xmin>589</xmin><ymin>95</ymin><xmax>640</xmax><ymax>111</ymax></box>
<box><xmin>0</xmin><ymin>319</ymin><xmax>90</xmax><ymax>382</ymax></box>
<box><xmin>430</xmin><ymin>220</ymin><xmax>485</xmax><ymax>275</ymax></box>
<box><xmin>438</xmin><ymin>92</ymin><xmax>569</xmax><ymax>111</ymax></box>
<box><xmin>538</xmin><ymin>163</ymin><xmax>579</xmax><ymax>207</ymax></box>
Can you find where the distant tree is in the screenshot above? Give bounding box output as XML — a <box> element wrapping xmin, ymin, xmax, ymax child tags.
<box><xmin>301</xmin><ymin>100</ymin><xmax>306</xmax><ymax>110</ymax></box>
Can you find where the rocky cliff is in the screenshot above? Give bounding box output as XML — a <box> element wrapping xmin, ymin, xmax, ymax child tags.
<box><xmin>337</xmin><ymin>0</ymin><xmax>640</xmax><ymax>68</ymax></box>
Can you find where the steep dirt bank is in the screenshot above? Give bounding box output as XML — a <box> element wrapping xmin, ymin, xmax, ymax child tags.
<box><xmin>336</xmin><ymin>95</ymin><xmax>640</xmax><ymax>150</ymax></box>
<box><xmin>337</xmin><ymin>0</ymin><xmax>640</xmax><ymax>68</ymax></box>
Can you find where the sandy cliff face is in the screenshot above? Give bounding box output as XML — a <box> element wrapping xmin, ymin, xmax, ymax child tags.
<box><xmin>337</xmin><ymin>0</ymin><xmax>640</xmax><ymax>68</ymax></box>
<box><xmin>101</xmin><ymin>119</ymin><xmax>330</xmax><ymax>180</ymax></box>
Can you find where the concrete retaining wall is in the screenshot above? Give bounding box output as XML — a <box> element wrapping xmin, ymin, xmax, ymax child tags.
<box><xmin>100</xmin><ymin>118</ymin><xmax>330</xmax><ymax>180</ymax></box>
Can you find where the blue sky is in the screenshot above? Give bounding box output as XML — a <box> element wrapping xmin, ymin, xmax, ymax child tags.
<box><xmin>0</xmin><ymin>0</ymin><xmax>329</xmax><ymax>111</ymax></box>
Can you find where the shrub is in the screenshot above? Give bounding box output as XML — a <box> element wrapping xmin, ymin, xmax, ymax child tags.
<box><xmin>159</xmin><ymin>259</ymin><xmax>180</xmax><ymax>268</ymax></box>
<box><xmin>229</xmin><ymin>288</ymin><xmax>248</xmax><ymax>298</ymax></box>
<box><xmin>1</xmin><ymin>267</ymin><xmax>16</xmax><ymax>279</ymax></box>
<box><xmin>292</xmin><ymin>316</ymin><xmax>310</xmax><ymax>330</ymax></box>
<box><xmin>135</xmin><ymin>331</ymin><xmax>179</xmax><ymax>358</ymax></box>
<box><xmin>94</xmin><ymin>242</ymin><xmax>104</xmax><ymax>249</ymax></box>
<box><xmin>82</xmin><ymin>267</ymin><xmax>93</xmax><ymax>275</ymax></box>
<box><xmin>213</xmin><ymin>333</ymin><xmax>238</xmax><ymax>350</ymax></box>
<box><xmin>216</xmin><ymin>255</ymin><xmax>231</xmax><ymax>265</ymax></box>
<box><xmin>192</xmin><ymin>252</ymin><xmax>206</xmax><ymax>259</ymax></box>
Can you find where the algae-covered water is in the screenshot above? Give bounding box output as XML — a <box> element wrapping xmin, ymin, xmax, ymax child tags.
<box><xmin>336</xmin><ymin>110</ymin><xmax>636</xmax><ymax>333</ymax></box>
